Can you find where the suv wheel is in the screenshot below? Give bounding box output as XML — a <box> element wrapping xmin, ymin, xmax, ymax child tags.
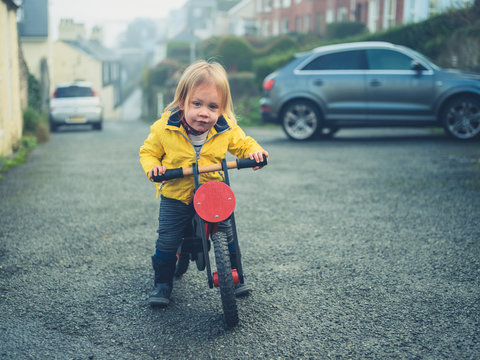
<box><xmin>442</xmin><ymin>96</ymin><xmax>480</xmax><ymax>140</ymax></box>
<box><xmin>281</xmin><ymin>100</ymin><xmax>322</xmax><ymax>141</ymax></box>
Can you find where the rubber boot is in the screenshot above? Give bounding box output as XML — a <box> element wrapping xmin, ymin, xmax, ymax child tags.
<box><xmin>149</xmin><ymin>256</ymin><xmax>176</xmax><ymax>306</ymax></box>
<box><xmin>230</xmin><ymin>253</ymin><xmax>252</xmax><ymax>297</ymax></box>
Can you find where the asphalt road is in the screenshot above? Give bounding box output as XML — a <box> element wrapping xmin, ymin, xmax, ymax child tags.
<box><xmin>1</xmin><ymin>121</ymin><xmax>479</xmax><ymax>360</ymax></box>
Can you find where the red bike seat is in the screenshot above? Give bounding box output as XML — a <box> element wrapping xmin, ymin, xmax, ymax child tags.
<box><xmin>194</xmin><ymin>181</ymin><xmax>236</xmax><ymax>223</ymax></box>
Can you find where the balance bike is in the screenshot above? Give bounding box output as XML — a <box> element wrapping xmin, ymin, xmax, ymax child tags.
<box><xmin>151</xmin><ymin>155</ymin><xmax>267</xmax><ymax>327</ymax></box>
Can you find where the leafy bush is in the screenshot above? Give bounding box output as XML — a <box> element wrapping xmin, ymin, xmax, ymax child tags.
<box><xmin>167</xmin><ymin>42</ymin><xmax>191</xmax><ymax>65</ymax></box>
<box><xmin>0</xmin><ymin>136</ymin><xmax>37</xmax><ymax>179</ymax></box>
<box><xmin>228</xmin><ymin>72</ymin><xmax>259</xmax><ymax>100</ymax></box>
<box><xmin>23</xmin><ymin>107</ymin><xmax>49</xmax><ymax>143</ymax></box>
<box><xmin>258</xmin><ymin>35</ymin><xmax>300</xmax><ymax>56</ymax></box>
<box><xmin>200</xmin><ymin>36</ymin><xmax>223</xmax><ymax>60</ymax></box>
<box><xmin>234</xmin><ymin>96</ymin><xmax>261</xmax><ymax>127</ymax></box>
<box><xmin>142</xmin><ymin>59</ymin><xmax>184</xmax><ymax>121</ymax></box>
<box><xmin>253</xmin><ymin>52</ymin><xmax>296</xmax><ymax>89</ymax></box>
<box><xmin>23</xmin><ymin>107</ymin><xmax>42</xmax><ymax>133</ymax></box>
<box><xmin>27</xmin><ymin>73</ymin><xmax>42</xmax><ymax>112</ymax></box>
<box><xmin>216</xmin><ymin>36</ymin><xmax>255</xmax><ymax>72</ymax></box>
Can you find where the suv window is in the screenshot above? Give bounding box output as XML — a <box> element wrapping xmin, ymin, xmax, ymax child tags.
<box><xmin>56</xmin><ymin>86</ymin><xmax>94</xmax><ymax>98</ymax></box>
<box><xmin>366</xmin><ymin>49</ymin><xmax>414</xmax><ymax>70</ymax></box>
<box><xmin>301</xmin><ymin>50</ymin><xmax>366</xmax><ymax>70</ymax></box>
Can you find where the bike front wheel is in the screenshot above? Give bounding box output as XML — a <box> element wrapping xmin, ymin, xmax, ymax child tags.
<box><xmin>211</xmin><ymin>231</ymin><xmax>239</xmax><ymax>328</ymax></box>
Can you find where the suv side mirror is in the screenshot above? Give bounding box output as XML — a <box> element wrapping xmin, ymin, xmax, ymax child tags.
<box><xmin>411</xmin><ymin>60</ymin><xmax>426</xmax><ymax>73</ymax></box>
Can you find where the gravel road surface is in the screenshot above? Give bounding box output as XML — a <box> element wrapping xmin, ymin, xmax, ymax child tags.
<box><xmin>1</xmin><ymin>121</ymin><xmax>479</xmax><ymax>359</ymax></box>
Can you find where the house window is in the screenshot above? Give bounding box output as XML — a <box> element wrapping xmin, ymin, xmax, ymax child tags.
<box><xmin>103</xmin><ymin>63</ymin><xmax>110</xmax><ymax>85</ymax></box>
<box><xmin>326</xmin><ymin>8</ymin><xmax>334</xmax><ymax>23</ymax></box>
<box><xmin>429</xmin><ymin>0</ymin><xmax>438</xmax><ymax>16</ymax></box>
<box><xmin>264</xmin><ymin>0</ymin><xmax>272</xmax><ymax>12</ymax></box>
<box><xmin>257</xmin><ymin>0</ymin><xmax>263</xmax><ymax>12</ymax></box>
<box><xmin>368</xmin><ymin>0</ymin><xmax>379</xmax><ymax>32</ymax></box>
<box><xmin>283</xmin><ymin>0</ymin><xmax>291</xmax><ymax>7</ymax></box>
<box><xmin>111</xmin><ymin>63</ymin><xmax>119</xmax><ymax>81</ymax></box>
<box><xmin>262</xmin><ymin>20</ymin><xmax>270</xmax><ymax>36</ymax></box>
<box><xmin>304</xmin><ymin>14</ymin><xmax>311</xmax><ymax>32</ymax></box>
<box><xmin>274</xmin><ymin>0</ymin><xmax>280</xmax><ymax>8</ymax></box>
<box><xmin>296</xmin><ymin>16</ymin><xmax>302</xmax><ymax>32</ymax></box>
<box><xmin>282</xmin><ymin>18</ymin><xmax>289</xmax><ymax>33</ymax></box>
<box><xmin>114</xmin><ymin>85</ymin><xmax>121</xmax><ymax>107</ymax></box>
<box><xmin>273</xmin><ymin>19</ymin><xmax>280</xmax><ymax>35</ymax></box>
<box><xmin>337</xmin><ymin>7</ymin><xmax>348</xmax><ymax>21</ymax></box>
<box><xmin>316</xmin><ymin>13</ymin><xmax>323</xmax><ymax>34</ymax></box>
<box><xmin>383</xmin><ymin>0</ymin><xmax>397</xmax><ymax>29</ymax></box>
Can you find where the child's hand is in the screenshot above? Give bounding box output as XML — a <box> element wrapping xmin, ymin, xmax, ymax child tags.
<box><xmin>148</xmin><ymin>166</ymin><xmax>168</xmax><ymax>183</ymax></box>
<box><xmin>248</xmin><ymin>150</ymin><xmax>269</xmax><ymax>171</ymax></box>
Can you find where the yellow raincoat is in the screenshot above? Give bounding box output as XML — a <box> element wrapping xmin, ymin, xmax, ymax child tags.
<box><xmin>139</xmin><ymin>110</ymin><xmax>264</xmax><ymax>205</ymax></box>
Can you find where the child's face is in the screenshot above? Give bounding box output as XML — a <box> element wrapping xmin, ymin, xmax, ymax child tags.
<box><xmin>180</xmin><ymin>82</ymin><xmax>221</xmax><ymax>134</ymax></box>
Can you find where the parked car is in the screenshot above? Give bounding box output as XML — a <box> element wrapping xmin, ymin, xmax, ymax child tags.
<box><xmin>49</xmin><ymin>81</ymin><xmax>103</xmax><ymax>132</ymax></box>
<box><xmin>260</xmin><ymin>41</ymin><xmax>480</xmax><ymax>141</ymax></box>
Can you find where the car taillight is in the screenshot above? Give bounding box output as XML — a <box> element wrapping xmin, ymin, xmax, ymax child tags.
<box><xmin>92</xmin><ymin>89</ymin><xmax>98</xmax><ymax>97</ymax></box>
<box><xmin>52</xmin><ymin>90</ymin><xmax>57</xmax><ymax>98</ymax></box>
<box><xmin>263</xmin><ymin>79</ymin><xmax>275</xmax><ymax>91</ymax></box>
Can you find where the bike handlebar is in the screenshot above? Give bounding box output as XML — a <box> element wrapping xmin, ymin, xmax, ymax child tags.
<box><xmin>151</xmin><ymin>155</ymin><xmax>268</xmax><ymax>183</ymax></box>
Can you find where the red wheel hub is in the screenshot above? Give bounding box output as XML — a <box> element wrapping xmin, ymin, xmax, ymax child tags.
<box><xmin>213</xmin><ymin>269</ymin><xmax>239</xmax><ymax>287</ymax></box>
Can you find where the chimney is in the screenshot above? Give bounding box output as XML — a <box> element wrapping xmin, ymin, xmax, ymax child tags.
<box><xmin>58</xmin><ymin>18</ymin><xmax>86</xmax><ymax>41</ymax></box>
<box><xmin>90</xmin><ymin>26</ymin><xmax>103</xmax><ymax>43</ymax></box>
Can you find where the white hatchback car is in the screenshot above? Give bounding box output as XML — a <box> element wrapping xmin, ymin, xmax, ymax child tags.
<box><xmin>49</xmin><ymin>81</ymin><xmax>103</xmax><ymax>132</ymax></box>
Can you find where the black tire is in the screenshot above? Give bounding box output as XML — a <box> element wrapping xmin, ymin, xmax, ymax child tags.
<box><xmin>211</xmin><ymin>231</ymin><xmax>238</xmax><ymax>328</ymax></box>
<box><xmin>93</xmin><ymin>122</ymin><xmax>103</xmax><ymax>131</ymax></box>
<box><xmin>281</xmin><ymin>100</ymin><xmax>322</xmax><ymax>141</ymax></box>
<box><xmin>441</xmin><ymin>96</ymin><xmax>480</xmax><ymax>140</ymax></box>
<box><xmin>49</xmin><ymin>119</ymin><xmax>58</xmax><ymax>133</ymax></box>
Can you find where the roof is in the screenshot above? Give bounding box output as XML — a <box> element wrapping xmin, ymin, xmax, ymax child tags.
<box><xmin>3</xmin><ymin>0</ymin><xmax>22</xmax><ymax>9</ymax></box>
<box><xmin>217</xmin><ymin>0</ymin><xmax>241</xmax><ymax>12</ymax></box>
<box><xmin>18</xmin><ymin>0</ymin><xmax>48</xmax><ymax>38</ymax></box>
<box><xmin>312</xmin><ymin>41</ymin><xmax>395</xmax><ymax>53</ymax></box>
<box><xmin>54</xmin><ymin>81</ymin><xmax>93</xmax><ymax>88</ymax></box>
<box><xmin>64</xmin><ymin>39</ymin><xmax>119</xmax><ymax>62</ymax></box>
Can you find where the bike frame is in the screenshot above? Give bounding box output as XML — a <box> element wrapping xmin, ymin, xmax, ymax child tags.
<box><xmin>192</xmin><ymin>159</ymin><xmax>245</xmax><ymax>288</ymax></box>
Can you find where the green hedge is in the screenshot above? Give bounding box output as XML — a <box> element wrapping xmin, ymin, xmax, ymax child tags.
<box><xmin>216</xmin><ymin>36</ymin><xmax>255</xmax><ymax>72</ymax></box>
<box><xmin>325</xmin><ymin>21</ymin><xmax>367</xmax><ymax>40</ymax></box>
<box><xmin>365</xmin><ymin>8</ymin><xmax>478</xmax><ymax>59</ymax></box>
<box><xmin>228</xmin><ymin>72</ymin><xmax>258</xmax><ymax>100</ymax></box>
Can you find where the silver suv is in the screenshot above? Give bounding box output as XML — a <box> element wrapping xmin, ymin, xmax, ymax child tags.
<box><xmin>49</xmin><ymin>81</ymin><xmax>103</xmax><ymax>132</ymax></box>
<box><xmin>260</xmin><ymin>41</ymin><xmax>480</xmax><ymax>141</ymax></box>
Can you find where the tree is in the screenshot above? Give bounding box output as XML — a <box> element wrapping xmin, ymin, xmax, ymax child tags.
<box><xmin>119</xmin><ymin>18</ymin><xmax>157</xmax><ymax>50</ymax></box>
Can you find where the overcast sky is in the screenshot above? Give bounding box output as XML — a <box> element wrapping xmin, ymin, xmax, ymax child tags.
<box><xmin>49</xmin><ymin>0</ymin><xmax>187</xmax><ymax>46</ymax></box>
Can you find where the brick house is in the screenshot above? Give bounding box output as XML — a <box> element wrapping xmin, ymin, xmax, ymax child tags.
<box><xmin>254</xmin><ymin>0</ymin><xmax>473</xmax><ymax>38</ymax></box>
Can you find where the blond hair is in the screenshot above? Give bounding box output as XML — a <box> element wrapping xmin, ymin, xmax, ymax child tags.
<box><xmin>166</xmin><ymin>60</ymin><xmax>237</xmax><ymax>124</ymax></box>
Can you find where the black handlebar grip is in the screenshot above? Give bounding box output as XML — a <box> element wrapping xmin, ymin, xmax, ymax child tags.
<box><xmin>236</xmin><ymin>154</ymin><xmax>268</xmax><ymax>169</ymax></box>
<box><xmin>151</xmin><ymin>168</ymin><xmax>184</xmax><ymax>183</ymax></box>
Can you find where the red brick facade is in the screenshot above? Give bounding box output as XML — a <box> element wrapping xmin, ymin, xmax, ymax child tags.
<box><xmin>255</xmin><ymin>0</ymin><xmax>405</xmax><ymax>37</ymax></box>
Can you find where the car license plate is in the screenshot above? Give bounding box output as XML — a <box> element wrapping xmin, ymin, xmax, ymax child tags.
<box><xmin>68</xmin><ymin>116</ymin><xmax>86</xmax><ymax>123</ymax></box>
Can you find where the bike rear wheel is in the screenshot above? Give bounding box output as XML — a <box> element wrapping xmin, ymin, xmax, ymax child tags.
<box><xmin>211</xmin><ymin>231</ymin><xmax>239</xmax><ymax>327</ymax></box>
